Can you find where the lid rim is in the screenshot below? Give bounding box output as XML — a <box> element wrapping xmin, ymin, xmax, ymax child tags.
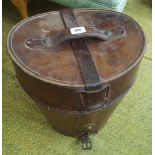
<box><xmin>7</xmin><ymin>9</ymin><xmax>146</xmax><ymax>89</ymax></box>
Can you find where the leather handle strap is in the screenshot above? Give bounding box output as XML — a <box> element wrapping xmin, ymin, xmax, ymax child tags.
<box><xmin>26</xmin><ymin>26</ymin><xmax>124</xmax><ymax>49</ymax></box>
<box><xmin>60</xmin><ymin>9</ymin><xmax>103</xmax><ymax>92</ymax></box>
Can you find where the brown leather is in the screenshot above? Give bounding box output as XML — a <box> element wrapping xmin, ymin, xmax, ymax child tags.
<box><xmin>26</xmin><ymin>26</ymin><xmax>125</xmax><ymax>49</ymax></box>
<box><xmin>7</xmin><ymin>9</ymin><xmax>146</xmax><ymax>138</ymax></box>
<box><xmin>7</xmin><ymin>9</ymin><xmax>145</xmax><ymax>87</ymax></box>
<box><xmin>61</xmin><ymin>9</ymin><xmax>102</xmax><ymax>92</ymax></box>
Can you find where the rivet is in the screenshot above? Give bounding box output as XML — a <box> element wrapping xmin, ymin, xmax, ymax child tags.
<box><xmin>88</xmin><ymin>126</ymin><xmax>92</xmax><ymax>130</ymax></box>
<box><xmin>26</xmin><ymin>40</ymin><xmax>31</xmax><ymax>45</ymax></box>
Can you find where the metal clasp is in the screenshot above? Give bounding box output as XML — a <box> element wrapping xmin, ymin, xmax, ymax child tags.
<box><xmin>82</xmin><ymin>131</ymin><xmax>92</xmax><ymax>150</ymax></box>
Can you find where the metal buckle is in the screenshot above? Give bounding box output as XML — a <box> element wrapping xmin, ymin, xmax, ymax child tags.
<box><xmin>82</xmin><ymin>131</ymin><xmax>92</xmax><ymax>150</ymax></box>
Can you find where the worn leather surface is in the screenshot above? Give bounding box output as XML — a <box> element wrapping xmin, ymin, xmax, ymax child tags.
<box><xmin>8</xmin><ymin>9</ymin><xmax>145</xmax><ymax>88</ymax></box>
<box><xmin>3</xmin><ymin>1</ymin><xmax>151</xmax><ymax>153</ymax></box>
<box><xmin>7</xmin><ymin>9</ymin><xmax>146</xmax><ymax>137</ymax></box>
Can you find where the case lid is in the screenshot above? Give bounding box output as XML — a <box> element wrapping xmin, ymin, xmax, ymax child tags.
<box><xmin>7</xmin><ymin>9</ymin><xmax>146</xmax><ymax>89</ymax></box>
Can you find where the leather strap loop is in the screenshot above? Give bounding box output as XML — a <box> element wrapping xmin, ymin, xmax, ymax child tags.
<box><xmin>60</xmin><ymin>9</ymin><xmax>103</xmax><ymax>92</ymax></box>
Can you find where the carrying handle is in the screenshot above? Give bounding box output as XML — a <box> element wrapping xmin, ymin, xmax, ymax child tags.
<box><xmin>26</xmin><ymin>26</ymin><xmax>125</xmax><ymax>49</ymax></box>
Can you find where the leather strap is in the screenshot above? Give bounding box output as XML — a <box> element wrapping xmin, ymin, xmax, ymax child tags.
<box><xmin>60</xmin><ymin>9</ymin><xmax>102</xmax><ymax>92</ymax></box>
